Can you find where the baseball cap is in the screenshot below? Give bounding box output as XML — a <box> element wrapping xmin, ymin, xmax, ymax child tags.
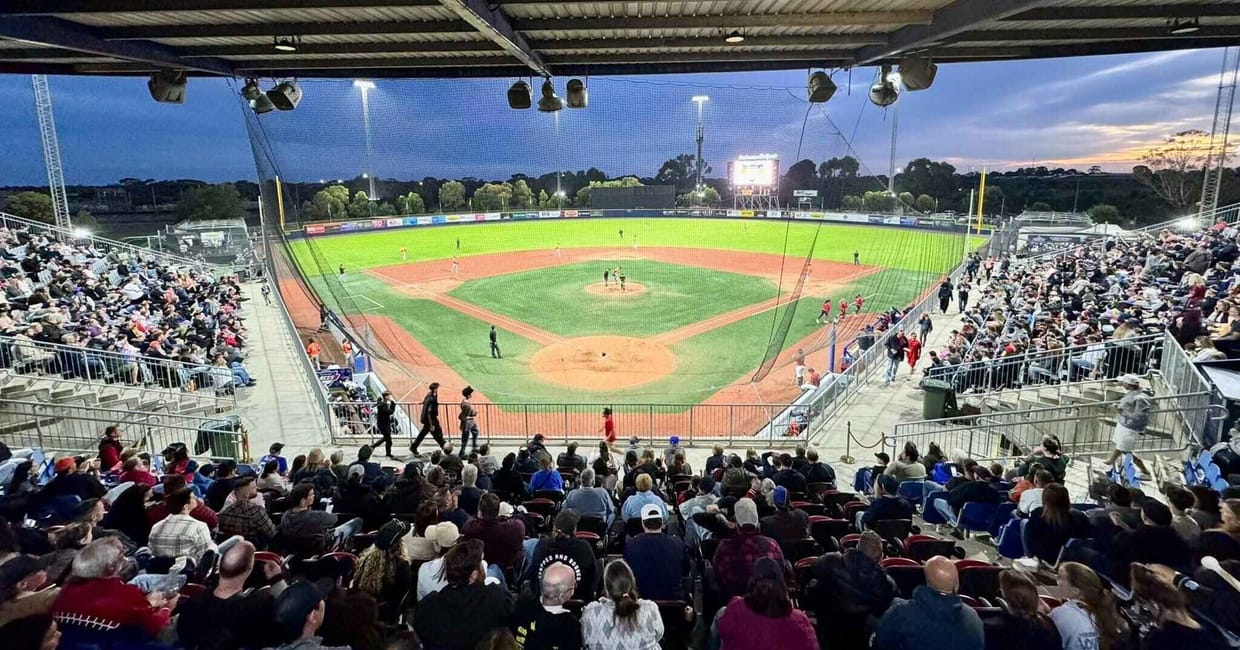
<box><xmin>268</xmin><ymin>442</ymin><xmax>285</xmax><ymax>453</ymax></box>
<box><xmin>54</xmin><ymin>457</ymin><xmax>76</xmax><ymax>473</ymax></box>
<box><xmin>669</xmin><ymin>436</ymin><xmax>680</xmax><ymax>446</ymax></box>
<box><xmin>878</xmin><ymin>474</ymin><xmax>900</xmax><ymax>495</ymax></box>
<box><xmin>273</xmin><ymin>581</ymin><xmax>324</xmax><ymax>634</ymax></box>
<box><xmin>874</xmin><ymin>452</ymin><xmax>891</xmax><ymax>464</ymax></box>
<box><xmin>498</xmin><ymin>501</ymin><xmax>515</xmax><ymax>517</ymax></box>
<box><xmin>428</xmin><ymin>522</ymin><xmax>460</xmax><ymax>551</ymax></box>
<box><xmin>629</xmin><ymin>436</ymin><xmax>640</xmax><ymax>446</ymax></box>
<box><xmin>1119</xmin><ymin>374</ymin><xmax>1142</xmax><ymax>387</ymax></box>
<box><xmin>640</xmin><ymin>503</ymin><xmax>664</xmax><ymax>522</ymax></box>
<box><xmin>772</xmin><ymin>486</ymin><xmax>789</xmax><ymax>507</ymax></box>
<box><xmin>0</xmin><ymin>555</ymin><xmax>49</xmax><ymax>595</ymax></box>
<box><xmin>734</xmin><ymin>498</ymin><xmax>760</xmax><ymax>528</ymax></box>
<box><xmin>375</xmin><ymin>519</ymin><xmax>411</xmax><ymax>551</ymax></box>
<box><xmin>347</xmin><ymin>464</ymin><xmax>365</xmax><ymax>480</ymax></box>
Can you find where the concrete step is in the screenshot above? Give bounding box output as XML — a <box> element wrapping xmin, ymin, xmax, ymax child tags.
<box><xmin>0</xmin><ymin>380</ymin><xmax>33</xmax><ymax>397</ymax></box>
<box><xmin>0</xmin><ymin>416</ymin><xmax>60</xmax><ymax>437</ymax></box>
<box><xmin>49</xmin><ymin>386</ymin><xmax>78</xmax><ymax>401</ymax></box>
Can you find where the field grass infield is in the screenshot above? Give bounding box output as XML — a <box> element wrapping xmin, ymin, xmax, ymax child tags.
<box><xmin>292</xmin><ymin>218</ymin><xmax>981</xmax><ymax>407</ymax></box>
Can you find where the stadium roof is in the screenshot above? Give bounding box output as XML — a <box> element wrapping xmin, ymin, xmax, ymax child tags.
<box><xmin>1</xmin><ymin>0</ymin><xmax>1239</xmax><ymax>79</ymax></box>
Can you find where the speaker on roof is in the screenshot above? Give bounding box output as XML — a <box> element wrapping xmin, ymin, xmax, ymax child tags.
<box><xmin>266</xmin><ymin>80</ymin><xmax>302</xmax><ymax>111</ymax></box>
<box><xmin>507</xmin><ymin>80</ymin><xmax>532</xmax><ymax>109</ymax></box>
<box><xmin>807</xmin><ymin>71</ymin><xmax>837</xmax><ymax>103</ymax></box>
<box><xmin>898</xmin><ymin>56</ymin><xmax>937</xmax><ymax>91</ymax></box>
<box><xmin>147</xmin><ymin>70</ymin><xmax>187</xmax><ymax>104</ymax></box>
<box><xmin>566</xmin><ymin>78</ymin><xmax>588</xmax><ymax>109</ymax></box>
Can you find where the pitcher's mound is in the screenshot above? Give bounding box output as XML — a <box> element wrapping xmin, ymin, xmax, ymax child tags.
<box><xmin>531</xmin><ymin>336</ymin><xmax>674</xmax><ymax>390</ymax></box>
<box><xmin>585</xmin><ymin>281</ymin><xmax>646</xmax><ymax>296</ymax></box>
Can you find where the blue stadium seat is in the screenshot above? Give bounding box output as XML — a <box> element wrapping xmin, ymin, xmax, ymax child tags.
<box><xmin>995</xmin><ymin>518</ymin><xmax>1026</xmax><ymax>559</ymax></box>
<box><xmin>987</xmin><ymin>502</ymin><xmax>1018</xmax><ymax>537</ymax></box>
<box><xmin>957</xmin><ymin>502</ymin><xmax>998</xmax><ymax>536</ymax></box>
<box><xmin>898</xmin><ymin>480</ymin><xmax>927</xmax><ymax>505</ymax></box>
<box><xmin>922</xmin><ymin>491</ymin><xmax>950</xmax><ymax>526</ymax></box>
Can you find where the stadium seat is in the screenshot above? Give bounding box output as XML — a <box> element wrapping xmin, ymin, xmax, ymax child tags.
<box><xmin>809</xmin><ymin>516</ymin><xmax>850</xmax><ymax>549</ymax></box>
<box><xmin>838</xmin><ymin>534</ymin><xmax>862</xmax><ymax>550</ymax></box>
<box><xmin>522</xmin><ymin>498</ymin><xmax>558</xmax><ymax>518</ymax></box>
<box><xmin>958</xmin><ymin>564</ymin><xmax>1004</xmax><ymax>602</ymax></box>
<box><xmin>957</xmin><ymin>502</ymin><xmax>998</xmax><ymax>536</ymax></box>
<box><xmin>868</xmin><ymin>519</ymin><xmax>913</xmax><ymax>542</ymax></box>
<box><xmin>880</xmin><ymin>557</ymin><xmax>919</xmax><ymax>568</ymax></box>
<box><xmin>792</xmin><ymin>502</ymin><xmax>827</xmax><ymax>517</ymax></box>
<box><xmin>887</xmin><ymin>565</ymin><xmax>926</xmax><ymax>598</ymax></box>
<box><xmin>996</xmin><ymin>518</ymin><xmax>1027</xmax><ymax>560</ymax></box>
<box><xmin>1070</xmin><ymin>503</ymin><xmax>1100</xmax><ymax>513</ymax></box>
<box><xmin>987</xmin><ymin>502</ymin><xmax>1018</xmax><ymax>537</ymax></box>
<box><xmin>921</xmin><ymin>491</ymin><xmax>950</xmax><ymax>526</ymax></box>
<box><xmin>901</xmin><ymin>535</ymin><xmax>956</xmax><ymax>563</ymax></box>
<box><xmin>780</xmin><ymin>538</ymin><xmax>823</xmax><ymax>563</ymax></box>
<box><xmin>898</xmin><ymin>480</ymin><xmax>928</xmax><ymax>505</ymax></box>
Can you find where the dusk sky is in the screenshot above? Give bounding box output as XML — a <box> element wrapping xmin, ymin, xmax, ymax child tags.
<box><xmin>0</xmin><ymin>46</ymin><xmax>1228</xmax><ymax>187</ymax></box>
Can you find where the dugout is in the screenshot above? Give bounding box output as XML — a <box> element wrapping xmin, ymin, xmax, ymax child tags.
<box><xmin>591</xmin><ymin>185</ymin><xmax>675</xmax><ymax>210</ymax></box>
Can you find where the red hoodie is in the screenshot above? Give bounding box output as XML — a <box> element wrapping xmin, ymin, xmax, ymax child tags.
<box><xmin>52</xmin><ymin>577</ymin><xmax>171</xmax><ymax>638</ymax></box>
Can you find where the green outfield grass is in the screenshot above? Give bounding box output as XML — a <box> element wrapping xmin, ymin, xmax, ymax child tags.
<box><xmin>448</xmin><ymin>260</ymin><xmax>777</xmax><ymax>338</ymax></box>
<box><xmin>291</xmin><ymin>218</ymin><xmax>978</xmax><ymax>275</ymax></box>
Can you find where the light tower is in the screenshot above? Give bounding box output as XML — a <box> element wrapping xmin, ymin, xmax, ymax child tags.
<box><xmin>692</xmin><ymin>95</ymin><xmax>709</xmax><ymax>195</ymax></box>
<box><xmin>31</xmin><ymin>75</ymin><xmax>71</xmax><ymax>229</ymax></box>
<box><xmin>1200</xmin><ymin>47</ymin><xmax>1240</xmax><ymax>218</ymax></box>
<box><xmin>354</xmin><ymin>80</ymin><xmax>377</xmax><ymax>200</ymax></box>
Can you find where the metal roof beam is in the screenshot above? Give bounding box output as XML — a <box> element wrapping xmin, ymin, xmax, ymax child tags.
<box><xmin>513</xmin><ymin>12</ymin><xmax>933</xmax><ymax>31</ymax></box>
<box><xmin>0</xmin><ymin>0</ymin><xmax>442</xmax><ymax>13</ymax></box>
<box><xmin>1006</xmin><ymin>4</ymin><xmax>1240</xmax><ymax>21</ymax></box>
<box><xmin>98</xmin><ymin>20</ymin><xmax>470</xmax><ymax>39</ymax></box>
<box><xmin>437</xmin><ymin>0</ymin><xmax>547</xmax><ymax>76</ymax></box>
<box><xmin>544</xmin><ymin>50</ymin><xmax>852</xmax><ymax>64</ymax></box>
<box><xmin>530</xmin><ymin>34</ymin><xmax>887</xmax><ymax>49</ymax></box>
<box><xmin>0</xmin><ymin>41</ymin><xmax>502</xmax><ymax>59</ymax></box>
<box><xmin>852</xmin><ymin>0</ymin><xmax>1050</xmax><ymax>65</ymax></box>
<box><xmin>956</xmin><ymin>26</ymin><xmax>1240</xmax><ymax>43</ymax></box>
<box><xmin>0</xmin><ymin>15</ymin><xmax>234</xmax><ymax>74</ymax></box>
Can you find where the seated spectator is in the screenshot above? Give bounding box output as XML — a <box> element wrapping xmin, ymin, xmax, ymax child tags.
<box><xmin>1130</xmin><ymin>563</ymin><xmax>1218</xmax><ymax>647</ymax></box>
<box><xmin>353</xmin><ymin>520</ymin><xmax>413</xmax><ymax>624</ymax></box>
<box><xmin>462</xmin><ymin>493</ymin><xmax>526</xmax><ymax>572</ymax></box>
<box><xmin>205</xmin><ymin>459</ymin><xmax>239</xmax><ymax>511</ymax></box>
<box><xmin>457</xmin><ymin>465</ymin><xmax>483</xmax><ymax>517</ymax></box>
<box><xmin>435</xmin><ymin>487</ymin><xmax>471</xmax><ymax>529</ymax></box>
<box><xmin>1009</xmin><ymin>436</ymin><xmax>1068</xmax><ymax>483</ymax></box>
<box><xmin>1007</xmin><ymin>463</ymin><xmax>1041</xmax><ymax>506</ymax></box>
<box><xmin>668</xmin><ymin>451</ymin><xmax>692</xmax><ymax>478</ymax></box>
<box><xmin>317</xmin><ymin>585</ymin><xmax>382</xmax><ymax>650</ymax></box>
<box><xmin>492</xmin><ymin>453</ymin><xmax>528</xmax><ymax>501</ymax></box>
<box><xmin>1166</xmin><ymin>486</ymin><xmax>1202</xmax><ymax>547</ymax></box>
<box><xmin>403</xmin><ymin>501</ymin><xmax>444</xmax><ymax>562</ymax></box>
<box><xmin>1050</xmin><ymin>562</ymin><xmax>1129</xmax><ymax>650</ymax></box>
<box><xmin>715</xmin><ymin>557</ymin><xmax>817</xmax><ymax>650</ymax></box>
<box><xmin>349</xmin><ymin>445</ymin><xmax>386</xmax><ymax>488</ymax></box>
<box><xmin>260</xmin><ymin>443</ymin><xmax>289</xmax><ymax>476</ymax></box>
<box><xmin>279</xmin><ymin>484</ymin><xmax>363</xmax><ymax>550</ymax></box>
<box><xmin>982</xmin><ymin>570</ymin><xmax>1061</xmax><ymax>650</ymax></box>
<box><xmin>771</xmin><ymin>453</ymin><xmax>808</xmax><ymax>495</ymax></box>
<box><xmin>118</xmin><ymin>456</ymin><xmax>157</xmax><ymax>488</ymax></box>
<box><xmin>384</xmin><ymin>462</ymin><xmax>430</xmax><ymax>516</ymax></box>
<box><xmin>0</xmin><ymin>613</ymin><xmax>60</xmax><ymax>650</ymax></box>
<box><xmin>1017</xmin><ymin>469</ymin><xmax>1053</xmax><ymax>515</ymax></box>
<box><xmin>176</xmin><ymin>541</ymin><xmax>283</xmax><ymax>650</ymax></box>
<box><xmin>807</xmin><ymin>531</ymin><xmax>896</xmax><ymax>649</ymax></box>
<box><xmin>556</xmin><ymin>442</ymin><xmax>587</xmax><ymax>473</ymax></box>
<box><xmin>530</xmin><ymin>510</ymin><xmax>598</xmax><ymax>602</ymax></box>
<box><xmin>803</xmin><ymin>449</ymin><xmax>836</xmax><ymax>485</ymax></box>
<box><xmin>760</xmin><ymin>486</ymin><xmax>809</xmax><ymax>545</ymax></box>
<box><xmin>438</xmin><ymin>444</ymin><xmax>464</xmax><ymax>477</ymax></box>
<box><xmin>721</xmin><ymin>456</ymin><xmax>751</xmax><ymax>498</ymax></box>
<box><xmin>257</xmin><ymin>460</ymin><xmax>289</xmax><ymax>495</ymax></box>
<box><xmin>292</xmin><ymin>449</ymin><xmax>337</xmax><ymax>494</ymax></box>
<box><xmin>860</xmin><ymin>475</ymin><xmax>914</xmax><ymax>531</ymax></box>
<box><xmin>1024</xmin><ymin>484</ymin><xmax>1092</xmax><ymax>564</ymax></box>
<box><xmin>1106</xmin><ymin>500</ymin><xmax>1193</xmax><ymax>578</ymax></box>
<box><xmin>148</xmin><ymin>487</ymin><xmax>216</xmax><ymax>561</ymax></box>
<box><xmin>0</xmin><ymin>554</ymin><xmax>60</xmax><ymax>628</ymax></box>
<box><xmin>563</xmin><ymin>468</ymin><xmax>616</xmax><ymax>527</ymax></box>
<box><xmin>269</xmin><ymin>581</ymin><xmax>345</xmax><ymax>650</ymax></box>
<box><xmin>97</xmin><ymin>425</ymin><xmax>124</xmax><ymax>472</ymax></box>
<box><xmin>873</xmin><ymin>556</ymin><xmax>984</xmax><ymax>650</ymax></box>
<box><xmin>935</xmin><ymin>466</ymin><xmax>1001</xmax><ymax>535</ymax></box>
<box><xmin>884</xmin><ymin>442</ymin><xmax>928</xmax><ymax>482</ymax></box>
<box><xmin>1188</xmin><ymin>485</ymin><xmax>1222</xmax><ymax>530</ymax></box>
<box><xmin>147</xmin><ymin>475</ymin><xmax>219</xmax><ymax>530</ymax></box>
<box><xmin>712</xmin><ymin>498</ymin><xmax>785</xmax><ymax>600</ymax></box>
<box><xmin>679</xmin><ymin>475</ymin><xmax>719</xmax><ymax>546</ymax></box>
<box><xmin>99</xmin><ymin>483</ymin><xmax>153</xmax><ymax>547</ymax></box>
<box><xmin>416</xmin><ymin>521</ymin><xmax>464</xmax><ymax>601</ymax></box>
<box><xmin>516</xmin><ymin>449</ymin><xmax>540</xmax><ymax>474</ymax></box>
<box><xmin>621</xmin><ymin>474</ymin><xmax>667</xmax><ymax>523</ymax></box>
<box><xmin>529</xmin><ymin>455</ymin><xmax>564</xmax><ymax>493</ymax></box>
<box><xmin>581</xmin><ymin>560</ymin><xmax>663</xmax><ymax>649</ymax></box>
<box><xmin>335</xmin><ymin>465</ymin><xmax>387</xmax><ymax>532</ymax></box>
<box><xmin>415</xmin><ymin>539</ymin><xmax>514</xmax><ymax>650</ymax></box>
<box><xmin>218</xmin><ymin>476</ymin><xmax>277</xmax><ymax>548</ymax></box>
<box><xmin>1088</xmin><ymin>483</ymin><xmax>1142</xmax><ymax>532</ymax></box>
<box><xmin>42</xmin><ymin>456</ymin><xmax>105</xmax><ymax>502</ymax></box>
<box><xmin>511</xmin><ymin>562</ymin><xmax>581</xmax><ymax>650</ymax></box>
<box><xmin>624</xmin><ymin>503</ymin><xmax>685</xmax><ymax>601</ymax></box>
<box><xmin>51</xmin><ymin>537</ymin><xmax>172</xmax><ymax>640</ymax></box>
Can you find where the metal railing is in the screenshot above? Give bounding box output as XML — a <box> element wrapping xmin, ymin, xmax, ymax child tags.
<box><xmin>938</xmin><ymin>332</ymin><xmax>1162</xmax><ymax>394</ymax></box>
<box><xmin>1155</xmin><ymin>330</ymin><xmax>1216</xmax><ymax>444</ymax></box>
<box><xmin>0</xmin><ymin>210</ymin><xmax>212</xmax><ymax>271</ymax></box>
<box><xmin>328</xmin><ymin>400</ymin><xmax>804</xmax><ymax>447</ymax></box>
<box><xmin>0</xmin><ymin>335</ymin><xmax>237</xmax><ymax>408</ymax></box>
<box><xmin>888</xmin><ymin>393</ymin><xmax>1219</xmax><ymax>463</ymax></box>
<box><xmin>0</xmin><ymin>398</ymin><xmax>248</xmax><ymax>460</ymax></box>
<box><xmin>1020</xmin><ymin>200</ymin><xmax>1240</xmax><ymax>264</ymax></box>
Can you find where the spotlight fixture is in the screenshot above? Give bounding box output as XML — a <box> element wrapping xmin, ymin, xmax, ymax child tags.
<box><xmin>868</xmin><ymin>65</ymin><xmax>899</xmax><ymax>107</ymax></box>
<box><xmin>147</xmin><ymin>70</ymin><xmax>187</xmax><ymax>104</ymax></box>
<box><xmin>507</xmin><ymin>80</ymin><xmax>532</xmax><ymax>109</ymax></box>
<box><xmin>566</xmin><ymin>78</ymin><xmax>588</xmax><ymax>109</ymax></box>
<box><xmin>241</xmin><ymin>78</ymin><xmax>276</xmax><ymax>114</ymax></box>
<box><xmin>273</xmin><ymin>35</ymin><xmax>300</xmax><ymax>52</ymax></box>
<box><xmin>1168</xmin><ymin>16</ymin><xmax>1201</xmax><ymax>35</ymax></box>
<box><xmin>537</xmin><ymin>79</ymin><xmax>563</xmax><ymax>112</ymax></box>
<box><xmin>724</xmin><ymin>30</ymin><xmax>745</xmax><ymax>44</ymax></box>
<box><xmin>807</xmin><ymin>71</ymin><xmax>837</xmax><ymax>103</ymax></box>
<box><xmin>266</xmin><ymin>80</ymin><xmax>302</xmax><ymax>111</ymax></box>
<box><xmin>898</xmin><ymin>55</ymin><xmax>937</xmax><ymax>91</ymax></box>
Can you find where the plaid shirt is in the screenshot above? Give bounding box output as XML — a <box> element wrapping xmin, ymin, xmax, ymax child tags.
<box><xmin>712</xmin><ymin>529</ymin><xmax>784</xmax><ymax>599</ymax></box>
<box><xmin>218</xmin><ymin>499</ymin><xmax>277</xmax><ymax>543</ymax></box>
<box><xmin>148</xmin><ymin>513</ymin><xmax>215</xmax><ymax>560</ymax></box>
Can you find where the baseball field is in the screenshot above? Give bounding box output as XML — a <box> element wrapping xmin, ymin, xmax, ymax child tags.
<box><xmin>283</xmin><ymin>218</ymin><xmax>978</xmax><ymax>423</ymax></box>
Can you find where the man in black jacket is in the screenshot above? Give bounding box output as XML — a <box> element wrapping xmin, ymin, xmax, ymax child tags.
<box><xmin>809</xmin><ymin>531</ymin><xmax>896</xmax><ymax>649</ymax></box>
<box><xmin>804</xmin><ymin>449</ymin><xmax>836</xmax><ymax>486</ymax></box>
<box><xmin>935</xmin><ymin>466</ymin><xmax>1000</xmax><ymax>535</ymax></box>
<box><xmin>511</xmin><ymin>562</ymin><xmax>582</xmax><ymax>649</ymax></box>
<box><xmin>860</xmin><ymin>475</ymin><xmax>914</xmax><ymax>531</ymax></box>
<box><xmin>373</xmin><ymin>391</ymin><xmax>397</xmax><ymax>459</ymax></box>
<box><xmin>771</xmin><ymin>453</ymin><xmax>808</xmax><ymax>496</ymax></box>
<box><xmin>411</xmin><ymin>382</ymin><xmax>445</xmax><ymax>456</ymax></box>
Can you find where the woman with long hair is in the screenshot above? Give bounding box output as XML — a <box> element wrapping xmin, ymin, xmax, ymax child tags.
<box><xmin>491</xmin><ymin>453</ymin><xmax>528</xmax><ymax>501</ymax></box>
<box><xmin>984</xmin><ymin>570</ymin><xmax>1061</xmax><ymax>649</ymax></box>
<box><xmin>1191</xmin><ymin>336</ymin><xmax>1227</xmax><ymax>362</ymax></box>
<box><xmin>581</xmin><ymin>559</ymin><xmax>663</xmax><ymax>649</ymax></box>
<box><xmin>99</xmin><ymin>483</ymin><xmax>153</xmax><ymax>545</ymax></box>
<box><xmin>413</xmin><ymin>539</ymin><xmax>514</xmax><ymax>650</ymax></box>
<box><xmin>1023</xmin><ymin>484</ymin><xmax>1092</xmax><ymax>564</ymax></box>
<box><xmin>256</xmin><ymin>459</ymin><xmax>288</xmax><ymax>494</ymax></box>
<box><xmin>1216</xmin><ymin>499</ymin><xmax>1240</xmax><ymax>538</ymax></box>
<box><xmin>1130</xmin><ymin>564</ymin><xmax>1215</xmax><ymax>648</ymax></box>
<box><xmin>715</xmin><ymin>557</ymin><xmax>816</xmax><ymax>650</ymax></box>
<box><xmin>352</xmin><ymin>520</ymin><xmax>413</xmax><ymax>624</ymax></box>
<box><xmin>1051</xmin><ymin>562</ymin><xmax>1129</xmax><ymax>650</ymax></box>
<box><xmin>1188</xmin><ymin>486</ymin><xmax>1222</xmax><ymax>530</ymax></box>
<box><xmin>287</xmin><ymin>454</ymin><xmax>307</xmax><ymax>480</ymax></box>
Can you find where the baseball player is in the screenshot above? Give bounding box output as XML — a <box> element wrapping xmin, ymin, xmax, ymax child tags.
<box><xmin>816</xmin><ymin>299</ymin><xmax>832</xmax><ymax>324</ymax></box>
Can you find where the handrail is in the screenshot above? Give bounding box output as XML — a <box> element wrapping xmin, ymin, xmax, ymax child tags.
<box><xmin>0</xmin><ymin>334</ymin><xmax>238</xmax><ymax>407</ymax></box>
<box><xmin>1020</xmin><ymin>200</ymin><xmax>1240</xmax><ymax>263</ymax></box>
<box><xmin>0</xmin><ymin>210</ymin><xmax>214</xmax><ymax>271</ymax></box>
<box><xmin>941</xmin><ymin>332</ymin><xmax>1163</xmax><ymax>393</ymax></box>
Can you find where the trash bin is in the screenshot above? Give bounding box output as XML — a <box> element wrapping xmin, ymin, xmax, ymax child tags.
<box><xmin>922</xmin><ymin>379</ymin><xmax>956</xmax><ymax>420</ymax></box>
<box><xmin>194</xmin><ymin>415</ymin><xmax>243</xmax><ymax>459</ymax></box>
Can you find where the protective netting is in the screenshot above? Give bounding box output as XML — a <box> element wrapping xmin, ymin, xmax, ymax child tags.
<box><xmin>239</xmin><ymin>75</ymin><xmax>969</xmax><ymax>404</ymax></box>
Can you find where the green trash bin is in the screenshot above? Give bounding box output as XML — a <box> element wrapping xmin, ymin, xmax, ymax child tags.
<box><xmin>922</xmin><ymin>379</ymin><xmax>955</xmax><ymax>420</ymax></box>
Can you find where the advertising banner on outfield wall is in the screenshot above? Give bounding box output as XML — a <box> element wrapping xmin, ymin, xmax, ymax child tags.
<box><xmin>386</xmin><ymin>219</ymin><xmax>403</xmax><ymax>228</ymax></box>
<box><xmin>540</xmin><ymin>211</ymin><xmax>561</xmax><ymax>219</ymax></box>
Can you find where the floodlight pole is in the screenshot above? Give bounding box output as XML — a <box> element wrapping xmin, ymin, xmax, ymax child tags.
<box><xmin>354</xmin><ymin>80</ymin><xmax>377</xmax><ymax>200</ymax></box>
<box><xmin>692</xmin><ymin>96</ymin><xmax>709</xmax><ymax>199</ymax></box>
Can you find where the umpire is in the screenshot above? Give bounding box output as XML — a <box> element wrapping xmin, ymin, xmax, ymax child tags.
<box><xmin>411</xmin><ymin>382</ymin><xmax>445</xmax><ymax>456</ymax></box>
<box><xmin>489</xmin><ymin>325</ymin><xmax>502</xmax><ymax>359</ymax></box>
<box><xmin>373</xmin><ymin>391</ymin><xmax>397</xmax><ymax>459</ymax></box>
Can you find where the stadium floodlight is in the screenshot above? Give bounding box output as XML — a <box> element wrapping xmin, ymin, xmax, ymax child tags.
<box><xmin>241</xmin><ymin>78</ymin><xmax>276</xmax><ymax>114</ymax></box>
<box><xmin>72</xmin><ymin>227</ymin><xmax>91</xmax><ymax>239</ymax></box>
<box><xmin>353</xmin><ymin>79</ymin><xmax>375</xmax><ymax>91</ymax></box>
<box><xmin>566</xmin><ymin>78</ymin><xmax>588</xmax><ymax>109</ymax></box>
<box><xmin>1168</xmin><ymin>17</ymin><xmax>1201</xmax><ymax>34</ymax></box>
<box><xmin>147</xmin><ymin>70</ymin><xmax>187</xmax><ymax>104</ymax></box>
<box><xmin>266</xmin><ymin>80</ymin><xmax>302</xmax><ymax>111</ymax></box>
<box><xmin>507</xmin><ymin>80</ymin><xmax>532</xmax><ymax>109</ymax></box>
<box><xmin>537</xmin><ymin>79</ymin><xmax>564</xmax><ymax>112</ymax></box>
<box><xmin>273</xmin><ymin>35</ymin><xmax>300</xmax><ymax>52</ymax></box>
<box><xmin>807</xmin><ymin>71</ymin><xmax>837</xmax><ymax>103</ymax></box>
<box><xmin>1176</xmin><ymin>216</ymin><xmax>1200</xmax><ymax>231</ymax></box>
<box><xmin>868</xmin><ymin>65</ymin><xmax>899</xmax><ymax>107</ymax></box>
<box><xmin>898</xmin><ymin>55</ymin><xmax>937</xmax><ymax>91</ymax></box>
<box><xmin>724</xmin><ymin>30</ymin><xmax>745</xmax><ymax>44</ymax></box>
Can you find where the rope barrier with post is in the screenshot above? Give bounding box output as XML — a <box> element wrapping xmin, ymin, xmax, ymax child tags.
<box><xmin>839</xmin><ymin>421</ymin><xmax>888</xmax><ymax>464</ymax></box>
